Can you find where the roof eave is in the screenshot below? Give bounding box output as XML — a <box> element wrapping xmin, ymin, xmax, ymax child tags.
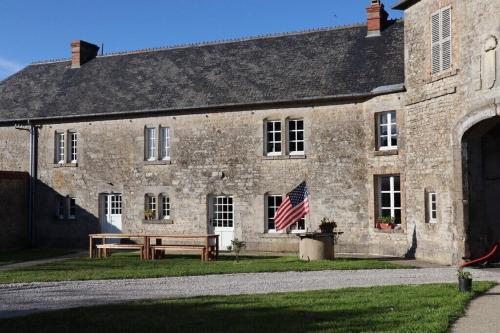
<box><xmin>0</xmin><ymin>84</ymin><xmax>405</xmax><ymax>125</ymax></box>
<box><xmin>392</xmin><ymin>0</ymin><xmax>421</xmax><ymax>10</ymax></box>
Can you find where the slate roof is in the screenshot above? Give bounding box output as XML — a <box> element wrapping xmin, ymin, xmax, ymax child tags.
<box><xmin>392</xmin><ymin>0</ymin><xmax>421</xmax><ymax>10</ymax></box>
<box><xmin>0</xmin><ymin>21</ymin><xmax>404</xmax><ymax>123</ymax></box>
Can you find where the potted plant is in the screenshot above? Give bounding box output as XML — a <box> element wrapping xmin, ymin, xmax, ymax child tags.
<box><xmin>227</xmin><ymin>238</ymin><xmax>246</xmax><ymax>263</ymax></box>
<box><xmin>457</xmin><ymin>269</ymin><xmax>472</xmax><ymax>292</ymax></box>
<box><xmin>377</xmin><ymin>216</ymin><xmax>395</xmax><ymax>230</ymax></box>
<box><xmin>144</xmin><ymin>209</ymin><xmax>155</xmax><ymax>220</ymax></box>
<box><xmin>319</xmin><ymin>217</ymin><xmax>337</xmax><ymax>234</ymax></box>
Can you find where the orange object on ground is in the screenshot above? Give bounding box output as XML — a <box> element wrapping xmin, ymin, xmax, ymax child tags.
<box><xmin>460</xmin><ymin>243</ymin><xmax>499</xmax><ymax>269</ymax></box>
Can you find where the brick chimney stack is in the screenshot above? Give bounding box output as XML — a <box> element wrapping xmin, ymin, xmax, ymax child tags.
<box><xmin>71</xmin><ymin>40</ymin><xmax>100</xmax><ymax>68</ymax></box>
<box><xmin>366</xmin><ymin>0</ymin><xmax>389</xmax><ymax>37</ymax></box>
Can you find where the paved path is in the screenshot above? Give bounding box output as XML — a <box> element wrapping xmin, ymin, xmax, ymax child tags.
<box><xmin>1</xmin><ymin>267</ymin><xmax>499</xmax><ymax>319</ymax></box>
<box><xmin>452</xmin><ymin>283</ymin><xmax>500</xmax><ymax>333</ymax></box>
<box><xmin>0</xmin><ymin>251</ymin><xmax>86</xmax><ymax>272</ymax></box>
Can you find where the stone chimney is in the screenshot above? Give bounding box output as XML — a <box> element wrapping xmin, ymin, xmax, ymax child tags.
<box><xmin>366</xmin><ymin>0</ymin><xmax>389</xmax><ymax>37</ymax></box>
<box><xmin>71</xmin><ymin>40</ymin><xmax>100</xmax><ymax>68</ymax></box>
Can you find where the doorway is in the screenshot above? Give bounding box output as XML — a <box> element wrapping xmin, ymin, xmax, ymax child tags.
<box><xmin>99</xmin><ymin>193</ymin><xmax>123</xmax><ymax>234</ymax></box>
<box><xmin>208</xmin><ymin>196</ymin><xmax>235</xmax><ymax>250</ymax></box>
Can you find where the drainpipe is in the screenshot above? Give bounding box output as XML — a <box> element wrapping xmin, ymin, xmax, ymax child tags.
<box><xmin>15</xmin><ymin>121</ymin><xmax>39</xmax><ymax>248</ymax></box>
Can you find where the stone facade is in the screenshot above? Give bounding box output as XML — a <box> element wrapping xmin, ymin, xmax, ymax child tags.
<box><xmin>0</xmin><ymin>171</ymin><xmax>29</xmax><ymax>249</ymax></box>
<box><xmin>1</xmin><ymin>0</ymin><xmax>500</xmax><ymax>264</ymax></box>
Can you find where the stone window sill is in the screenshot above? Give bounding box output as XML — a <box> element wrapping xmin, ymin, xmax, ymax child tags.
<box><xmin>142</xmin><ymin>219</ymin><xmax>174</xmax><ymax>225</ymax></box>
<box><xmin>374</xmin><ymin>149</ymin><xmax>398</xmax><ymax>157</ymax></box>
<box><xmin>260</xmin><ymin>232</ymin><xmax>295</xmax><ymax>238</ymax></box>
<box><xmin>53</xmin><ymin>163</ymin><xmax>78</xmax><ymax>168</ymax></box>
<box><xmin>262</xmin><ymin>154</ymin><xmax>306</xmax><ymax>160</ymax></box>
<box><xmin>428</xmin><ymin>68</ymin><xmax>459</xmax><ymax>83</ymax></box>
<box><xmin>143</xmin><ymin>160</ymin><xmax>172</xmax><ymax>165</ymax></box>
<box><xmin>373</xmin><ymin>227</ymin><xmax>405</xmax><ymax>234</ymax></box>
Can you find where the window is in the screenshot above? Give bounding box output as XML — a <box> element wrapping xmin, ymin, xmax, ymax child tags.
<box><xmin>160</xmin><ymin>194</ymin><xmax>170</xmax><ymax>219</ymax></box>
<box><xmin>56</xmin><ymin>196</ymin><xmax>77</xmax><ymax>220</ymax></box>
<box><xmin>431</xmin><ymin>6</ymin><xmax>452</xmax><ymax>74</ymax></box>
<box><xmin>288</xmin><ymin>119</ymin><xmax>304</xmax><ymax>155</ymax></box>
<box><xmin>377</xmin><ymin>111</ymin><xmax>397</xmax><ymax>150</ymax></box>
<box><xmin>145</xmin><ymin>128</ymin><xmax>157</xmax><ymax>161</ymax></box>
<box><xmin>160</xmin><ymin>127</ymin><xmax>171</xmax><ymax>161</ymax></box>
<box><xmin>266</xmin><ymin>121</ymin><xmax>282</xmax><ymax>156</ymax></box>
<box><xmin>378</xmin><ymin>175</ymin><xmax>401</xmax><ymax>225</ymax></box>
<box><xmin>55</xmin><ymin>132</ymin><xmax>65</xmax><ymax>163</ymax></box>
<box><xmin>427</xmin><ymin>192</ymin><xmax>437</xmax><ymax>223</ymax></box>
<box><xmin>68</xmin><ymin>198</ymin><xmax>76</xmax><ymax>219</ymax></box>
<box><xmin>265</xmin><ymin>194</ymin><xmax>306</xmax><ymax>233</ymax></box>
<box><xmin>145</xmin><ymin>194</ymin><xmax>157</xmax><ymax>219</ymax></box>
<box><xmin>56</xmin><ymin>196</ymin><xmax>65</xmax><ymax>219</ymax></box>
<box><xmin>266</xmin><ymin>195</ymin><xmax>282</xmax><ymax>231</ymax></box>
<box><xmin>212</xmin><ymin>196</ymin><xmax>234</xmax><ymax>228</ymax></box>
<box><xmin>69</xmin><ymin>132</ymin><xmax>78</xmax><ymax>163</ymax></box>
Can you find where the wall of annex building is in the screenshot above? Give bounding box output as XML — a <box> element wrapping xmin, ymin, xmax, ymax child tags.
<box><xmin>402</xmin><ymin>0</ymin><xmax>500</xmax><ymax>264</ymax></box>
<box><xmin>28</xmin><ymin>93</ymin><xmax>410</xmax><ymax>254</ymax></box>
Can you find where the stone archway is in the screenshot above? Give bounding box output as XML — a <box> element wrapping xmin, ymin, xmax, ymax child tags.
<box><xmin>462</xmin><ymin>116</ymin><xmax>500</xmax><ymax>261</ymax></box>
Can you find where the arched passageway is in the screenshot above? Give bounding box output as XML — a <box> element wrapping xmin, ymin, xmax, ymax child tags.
<box><xmin>462</xmin><ymin>117</ymin><xmax>500</xmax><ymax>261</ymax></box>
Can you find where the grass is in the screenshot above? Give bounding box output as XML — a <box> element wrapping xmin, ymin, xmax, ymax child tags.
<box><xmin>0</xmin><ymin>282</ymin><xmax>494</xmax><ymax>333</ymax></box>
<box><xmin>0</xmin><ymin>248</ymin><xmax>75</xmax><ymax>266</ymax></box>
<box><xmin>0</xmin><ymin>252</ymin><xmax>411</xmax><ymax>284</ymax></box>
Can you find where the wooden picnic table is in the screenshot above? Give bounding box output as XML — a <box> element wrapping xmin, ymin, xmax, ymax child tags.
<box><xmin>89</xmin><ymin>233</ymin><xmax>148</xmax><ymax>259</ymax></box>
<box><xmin>146</xmin><ymin>234</ymin><xmax>219</xmax><ymax>261</ymax></box>
<box><xmin>89</xmin><ymin>233</ymin><xmax>219</xmax><ymax>261</ymax></box>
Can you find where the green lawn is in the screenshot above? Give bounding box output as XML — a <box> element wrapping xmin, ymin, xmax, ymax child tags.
<box><xmin>0</xmin><ymin>283</ymin><xmax>494</xmax><ymax>333</ymax></box>
<box><xmin>0</xmin><ymin>252</ymin><xmax>410</xmax><ymax>284</ymax></box>
<box><xmin>0</xmin><ymin>248</ymin><xmax>75</xmax><ymax>266</ymax></box>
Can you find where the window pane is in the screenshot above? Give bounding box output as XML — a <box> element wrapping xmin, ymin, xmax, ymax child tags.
<box><xmin>380</xmin><ymin>126</ymin><xmax>388</xmax><ymax>136</ymax></box>
<box><xmin>380</xmin><ymin>136</ymin><xmax>388</xmax><ymax>147</ymax></box>
<box><xmin>381</xmin><ymin>193</ymin><xmax>391</xmax><ymax>207</ymax></box>
<box><xmin>391</xmin><ymin>136</ymin><xmax>398</xmax><ymax>146</ymax></box>
<box><xmin>379</xmin><ymin>113</ymin><xmax>388</xmax><ymax>124</ymax></box>
<box><xmin>297</xmin><ymin>142</ymin><xmax>304</xmax><ymax>152</ymax></box>
<box><xmin>394</xmin><ymin>193</ymin><xmax>401</xmax><ymax>208</ymax></box>
<box><xmin>289</xmin><ymin>121</ymin><xmax>296</xmax><ymax>130</ymax></box>
<box><xmin>381</xmin><ymin>209</ymin><xmax>391</xmax><ymax>217</ymax></box>
<box><xmin>393</xmin><ymin>177</ymin><xmax>401</xmax><ymax>191</ymax></box>
<box><xmin>394</xmin><ymin>210</ymin><xmax>402</xmax><ymax>224</ymax></box>
<box><xmin>381</xmin><ymin>177</ymin><xmax>390</xmax><ymax>191</ymax></box>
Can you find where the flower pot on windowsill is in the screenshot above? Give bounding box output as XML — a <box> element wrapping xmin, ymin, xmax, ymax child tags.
<box><xmin>377</xmin><ymin>223</ymin><xmax>394</xmax><ymax>230</ymax></box>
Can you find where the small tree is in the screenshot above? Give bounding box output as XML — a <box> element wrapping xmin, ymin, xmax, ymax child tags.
<box><xmin>227</xmin><ymin>238</ymin><xmax>246</xmax><ymax>262</ymax></box>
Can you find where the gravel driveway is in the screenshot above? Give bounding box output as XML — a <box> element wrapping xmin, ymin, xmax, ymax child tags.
<box><xmin>1</xmin><ymin>267</ymin><xmax>499</xmax><ymax>319</ymax></box>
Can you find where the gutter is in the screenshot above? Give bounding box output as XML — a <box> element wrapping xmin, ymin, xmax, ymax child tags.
<box><xmin>0</xmin><ymin>84</ymin><xmax>405</xmax><ymax>125</ymax></box>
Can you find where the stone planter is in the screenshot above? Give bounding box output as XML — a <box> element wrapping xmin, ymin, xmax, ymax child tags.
<box><xmin>298</xmin><ymin>233</ymin><xmax>335</xmax><ymax>261</ymax></box>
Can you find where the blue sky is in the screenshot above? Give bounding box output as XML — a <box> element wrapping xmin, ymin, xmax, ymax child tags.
<box><xmin>0</xmin><ymin>1</ymin><xmax>402</xmax><ymax>80</ymax></box>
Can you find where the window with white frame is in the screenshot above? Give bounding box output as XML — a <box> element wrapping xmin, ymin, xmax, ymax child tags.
<box><xmin>378</xmin><ymin>175</ymin><xmax>401</xmax><ymax>225</ymax></box>
<box><xmin>55</xmin><ymin>132</ymin><xmax>65</xmax><ymax>163</ymax></box>
<box><xmin>56</xmin><ymin>196</ymin><xmax>77</xmax><ymax>220</ymax></box>
<box><xmin>266</xmin><ymin>195</ymin><xmax>282</xmax><ymax>232</ymax></box>
<box><xmin>212</xmin><ymin>196</ymin><xmax>234</xmax><ymax>228</ymax></box>
<box><xmin>68</xmin><ymin>198</ymin><xmax>76</xmax><ymax>219</ymax></box>
<box><xmin>431</xmin><ymin>6</ymin><xmax>452</xmax><ymax>74</ymax></box>
<box><xmin>145</xmin><ymin>128</ymin><xmax>157</xmax><ymax>161</ymax></box>
<box><xmin>160</xmin><ymin>127</ymin><xmax>171</xmax><ymax>161</ymax></box>
<box><xmin>288</xmin><ymin>119</ymin><xmax>304</xmax><ymax>155</ymax></box>
<box><xmin>160</xmin><ymin>194</ymin><xmax>170</xmax><ymax>219</ymax></box>
<box><xmin>377</xmin><ymin>111</ymin><xmax>398</xmax><ymax>150</ymax></box>
<box><xmin>265</xmin><ymin>194</ymin><xmax>306</xmax><ymax>233</ymax></box>
<box><xmin>56</xmin><ymin>196</ymin><xmax>65</xmax><ymax>219</ymax></box>
<box><xmin>69</xmin><ymin>132</ymin><xmax>78</xmax><ymax>163</ymax></box>
<box><xmin>265</xmin><ymin>120</ymin><xmax>282</xmax><ymax>156</ymax></box>
<box><xmin>427</xmin><ymin>192</ymin><xmax>437</xmax><ymax>223</ymax></box>
<box><xmin>146</xmin><ymin>194</ymin><xmax>157</xmax><ymax>219</ymax></box>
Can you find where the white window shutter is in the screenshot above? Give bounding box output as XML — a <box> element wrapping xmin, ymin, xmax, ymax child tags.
<box><xmin>431</xmin><ymin>12</ymin><xmax>441</xmax><ymax>74</ymax></box>
<box><xmin>441</xmin><ymin>7</ymin><xmax>452</xmax><ymax>71</ymax></box>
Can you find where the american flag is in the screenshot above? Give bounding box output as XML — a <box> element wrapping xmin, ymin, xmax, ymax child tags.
<box><xmin>275</xmin><ymin>181</ymin><xmax>310</xmax><ymax>231</ymax></box>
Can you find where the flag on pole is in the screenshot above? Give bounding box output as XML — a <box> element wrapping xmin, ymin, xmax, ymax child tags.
<box><xmin>275</xmin><ymin>181</ymin><xmax>310</xmax><ymax>231</ymax></box>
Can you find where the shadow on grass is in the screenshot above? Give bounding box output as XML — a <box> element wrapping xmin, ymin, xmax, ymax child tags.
<box><xmin>0</xmin><ymin>283</ymin><xmax>494</xmax><ymax>333</ymax></box>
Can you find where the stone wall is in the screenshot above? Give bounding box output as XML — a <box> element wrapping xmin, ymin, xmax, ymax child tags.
<box><xmin>0</xmin><ymin>171</ymin><xmax>29</xmax><ymax>249</ymax></box>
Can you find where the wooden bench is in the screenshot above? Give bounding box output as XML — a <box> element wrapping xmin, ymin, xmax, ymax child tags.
<box><xmin>150</xmin><ymin>245</ymin><xmax>207</xmax><ymax>261</ymax></box>
<box><xmin>96</xmin><ymin>243</ymin><xmax>145</xmax><ymax>259</ymax></box>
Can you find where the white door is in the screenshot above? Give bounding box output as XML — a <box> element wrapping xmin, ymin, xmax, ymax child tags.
<box><xmin>100</xmin><ymin>194</ymin><xmax>123</xmax><ymax>233</ymax></box>
<box><xmin>209</xmin><ymin>196</ymin><xmax>235</xmax><ymax>250</ymax></box>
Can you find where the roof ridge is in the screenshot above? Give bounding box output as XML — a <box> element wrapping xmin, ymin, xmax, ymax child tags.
<box><xmin>30</xmin><ymin>22</ymin><xmax>370</xmax><ymax>65</ymax></box>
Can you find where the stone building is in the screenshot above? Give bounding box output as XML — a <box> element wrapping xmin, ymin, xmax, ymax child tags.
<box><xmin>0</xmin><ymin>0</ymin><xmax>499</xmax><ymax>264</ymax></box>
